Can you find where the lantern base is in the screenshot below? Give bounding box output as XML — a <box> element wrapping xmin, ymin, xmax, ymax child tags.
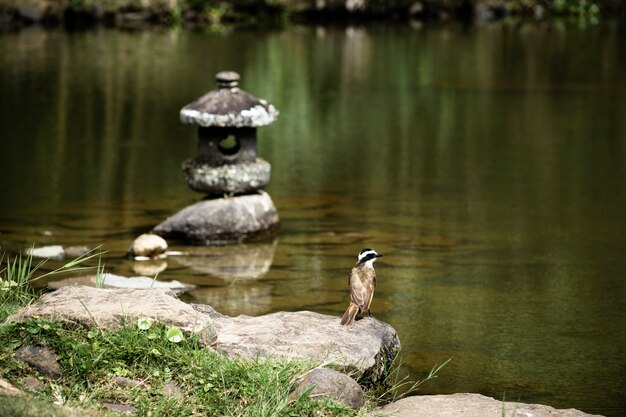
<box><xmin>183</xmin><ymin>158</ymin><xmax>270</xmax><ymax>196</ymax></box>
<box><xmin>153</xmin><ymin>191</ymin><xmax>280</xmax><ymax>246</ymax></box>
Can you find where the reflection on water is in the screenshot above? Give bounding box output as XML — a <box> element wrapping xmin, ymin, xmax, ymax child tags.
<box><xmin>172</xmin><ymin>241</ymin><xmax>277</xmax><ymax>282</ymax></box>
<box><xmin>1</xmin><ymin>22</ymin><xmax>626</xmax><ymax>417</ymax></box>
<box><xmin>183</xmin><ymin>283</ymin><xmax>274</xmax><ymax>317</ymax></box>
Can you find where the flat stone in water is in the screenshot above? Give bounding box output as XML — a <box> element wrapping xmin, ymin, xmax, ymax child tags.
<box><xmin>47</xmin><ymin>274</ymin><xmax>194</xmax><ymax>292</ymax></box>
<box><xmin>153</xmin><ymin>191</ymin><xmax>280</xmax><ymax>245</ymax></box>
<box><xmin>26</xmin><ymin>245</ymin><xmax>91</xmax><ymax>260</ymax></box>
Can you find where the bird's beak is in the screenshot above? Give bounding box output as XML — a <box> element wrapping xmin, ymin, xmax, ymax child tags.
<box><xmin>376</xmin><ymin>254</ymin><xmax>383</xmax><ymax>258</ymax></box>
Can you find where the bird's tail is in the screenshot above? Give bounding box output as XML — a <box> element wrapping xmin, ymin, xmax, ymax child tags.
<box><xmin>340</xmin><ymin>303</ymin><xmax>360</xmax><ymax>326</ymax></box>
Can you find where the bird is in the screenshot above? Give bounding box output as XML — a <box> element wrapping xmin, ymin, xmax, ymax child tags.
<box><xmin>340</xmin><ymin>248</ymin><xmax>383</xmax><ymax>327</ymax></box>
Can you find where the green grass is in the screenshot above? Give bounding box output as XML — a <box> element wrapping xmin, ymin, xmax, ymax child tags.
<box><xmin>0</xmin><ymin>318</ymin><xmax>359</xmax><ymax>417</ymax></box>
<box><xmin>0</xmin><ymin>247</ymin><xmax>103</xmax><ymax>323</ymax></box>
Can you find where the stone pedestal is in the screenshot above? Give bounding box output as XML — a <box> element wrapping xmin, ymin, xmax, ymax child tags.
<box><xmin>153</xmin><ymin>191</ymin><xmax>279</xmax><ymax>245</ymax></box>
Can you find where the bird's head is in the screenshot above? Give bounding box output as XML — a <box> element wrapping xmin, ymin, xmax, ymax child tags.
<box><xmin>357</xmin><ymin>248</ymin><xmax>383</xmax><ymax>267</ymax></box>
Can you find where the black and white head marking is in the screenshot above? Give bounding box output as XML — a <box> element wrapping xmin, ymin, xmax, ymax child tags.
<box><xmin>357</xmin><ymin>248</ymin><xmax>383</xmax><ymax>267</ymax></box>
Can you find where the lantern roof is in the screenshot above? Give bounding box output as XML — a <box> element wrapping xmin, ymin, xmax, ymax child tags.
<box><xmin>180</xmin><ymin>71</ymin><xmax>278</xmax><ymax>128</ymax></box>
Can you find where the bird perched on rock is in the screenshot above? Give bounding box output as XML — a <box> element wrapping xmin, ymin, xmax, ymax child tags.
<box><xmin>340</xmin><ymin>248</ymin><xmax>383</xmax><ymax>327</ymax></box>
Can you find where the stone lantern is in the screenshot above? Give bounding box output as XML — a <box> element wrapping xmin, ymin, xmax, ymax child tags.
<box><xmin>153</xmin><ymin>71</ymin><xmax>280</xmax><ymax>245</ymax></box>
<box><xmin>180</xmin><ymin>71</ymin><xmax>278</xmax><ymax>196</ymax></box>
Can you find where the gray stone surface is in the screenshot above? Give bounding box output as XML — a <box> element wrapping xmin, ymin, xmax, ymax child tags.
<box><xmin>15</xmin><ymin>345</ymin><xmax>62</xmax><ymax>379</ymax></box>
<box><xmin>7</xmin><ymin>286</ymin><xmax>216</xmax><ymax>345</ymax></box>
<box><xmin>153</xmin><ymin>191</ymin><xmax>280</xmax><ymax>245</ymax></box>
<box><xmin>193</xmin><ymin>305</ymin><xmax>400</xmax><ymax>384</ymax></box>
<box><xmin>369</xmin><ymin>393</ymin><xmax>604</xmax><ymax>417</ymax></box>
<box><xmin>289</xmin><ymin>368</ymin><xmax>365</xmax><ymax>409</ymax></box>
<box><xmin>183</xmin><ymin>158</ymin><xmax>271</xmax><ymax>195</ymax></box>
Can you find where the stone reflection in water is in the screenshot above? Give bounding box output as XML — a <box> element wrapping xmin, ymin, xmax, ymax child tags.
<box><xmin>176</xmin><ymin>241</ymin><xmax>277</xmax><ymax>316</ymax></box>
<box><xmin>187</xmin><ymin>283</ymin><xmax>273</xmax><ymax>317</ymax></box>
<box><xmin>132</xmin><ymin>260</ymin><xmax>168</xmax><ymax>277</ymax></box>
<box><xmin>173</xmin><ymin>240</ymin><xmax>277</xmax><ymax>281</ymax></box>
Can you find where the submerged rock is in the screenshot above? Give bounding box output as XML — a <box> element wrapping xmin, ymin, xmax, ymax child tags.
<box><xmin>368</xmin><ymin>393</ymin><xmax>604</xmax><ymax>417</ymax></box>
<box><xmin>153</xmin><ymin>191</ymin><xmax>280</xmax><ymax>245</ymax></box>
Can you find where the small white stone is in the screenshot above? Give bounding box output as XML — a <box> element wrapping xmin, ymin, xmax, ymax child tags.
<box><xmin>128</xmin><ymin>233</ymin><xmax>168</xmax><ymax>259</ymax></box>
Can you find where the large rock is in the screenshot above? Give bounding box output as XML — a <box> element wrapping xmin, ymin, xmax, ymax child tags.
<box><xmin>7</xmin><ymin>287</ymin><xmax>399</xmax><ymax>385</ymax></box>
<box><xmin>153</xmin><ymin>191</ymin><xmax>280</xmax><ymax>245</ymax></box>
<box><xmin>6</xmin><ymin>286</ymin><xmax>215</xmax><ymax>344</ymax></box>
<box><xmin>193</xmin><ymin>305</ymin><xmax>400</xmax><ymax>383</ymax></box>
<box><xmin>369</xmin><ymin>393</ymin><xmax>604</xmax><ymax>417</ymax></box>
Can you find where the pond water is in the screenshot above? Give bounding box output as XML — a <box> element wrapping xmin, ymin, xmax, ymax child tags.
<box><xmin>1</xmin><ymin>22</ymin><xmax>625</xmax><ymax>416</ymax></box>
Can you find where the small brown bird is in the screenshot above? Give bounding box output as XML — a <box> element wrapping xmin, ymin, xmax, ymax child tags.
<box><xmin>340</xmin><ymin>248</ymin><xmax>383</xmax><ymax>326</ymax></box>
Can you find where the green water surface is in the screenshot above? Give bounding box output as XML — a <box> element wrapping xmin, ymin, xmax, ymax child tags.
<box><xmin>1</xmin><ymin>22</ymin><xmax>625</xmax><ymax>416</ymax></box>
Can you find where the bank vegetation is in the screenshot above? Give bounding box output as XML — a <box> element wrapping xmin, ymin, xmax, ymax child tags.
<box><xmin>0</xmin><ymin>0</ymin><xmax>623</xmax><ymax>29</ymax></box>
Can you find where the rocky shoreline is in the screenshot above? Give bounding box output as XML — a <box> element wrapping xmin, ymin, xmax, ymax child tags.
<box><xmin>1</xmin><ymin>286</ymin><xmax>604</xmax><ymax>417</ymax></box>
<box><xmin>0</xmin><ymin>0</ymin><xmax>620</xmax><ymax>30</ymax></box>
